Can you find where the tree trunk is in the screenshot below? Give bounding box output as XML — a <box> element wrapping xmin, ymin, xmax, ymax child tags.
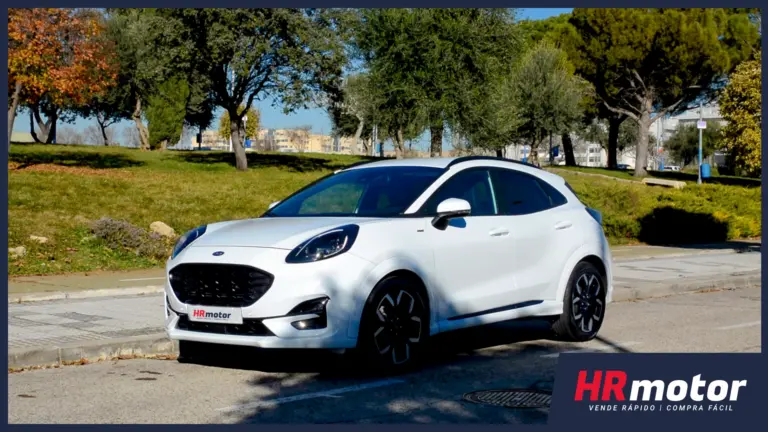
<box><xmin>430</xmin><ymin>124</ymin><xmax>442</xmax><ymax>157</ymax></box>
<box><xmin>8</xmin><ymin>80</ymin><xmax>22</xmax><ymax>149</ymax></box>
<box><xmin>634</xmin><ymin>98</ymin><xmax>653</xmax><ymax>177</ymax></box>
<box><xmin>495</xmin><ymin>148</ymin><xmax>504</xmax><ymax>158</ymax></box>
<box><xmin>529</xmin><ymin>139</ymin><xmax>540</xmax><ymax>166</ymax></box>
<box><xmin>48</xmin><ymin>115</ymin><xmax>57</xmax><ymax>144</ymax></box>
<box><xmin>230</xmin><ymin>111</ymin><xmax>248</xmax><ymax>171</ymax></box>
<box><xmin>132</xmin><ymin>96</ymin><xmax>149</xmax><ymax>150</ymax></box>
<box><xmin>394</xmin><ymin>128</ymin><xmax>405</xmax><ymax>159</ymax></box>
<box><xmin>97</xmin><ymin>113</ymin><xmax>109</xmax><ymax>146</ymax></box>
<box><xmin>30</xmin><ymin>103</ymin><xmax>55</xmax><ymax>143</ymax></box>
<box><xmin>353</xmin><ymin>118</ymin><xmax>364</xmax><ymax>156</ymax></box>
<box><xmin>562</xmin><ymin>133</ymin><xmax>576</xmax><ymax>166</ymax></box>
<box><xmin>607</xmin><ymin>116</ymin><xmax>623</xmax><ymax>169</ymax></box>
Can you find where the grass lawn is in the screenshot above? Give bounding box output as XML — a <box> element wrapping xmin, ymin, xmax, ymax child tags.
<box><xmin>7</xmin><ymin>144</ymin><xmax>762</xmax><ymax>276</ymax></box>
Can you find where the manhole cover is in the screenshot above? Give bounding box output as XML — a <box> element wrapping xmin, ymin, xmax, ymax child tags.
<box><xmin>463</xmin><ymin>389</ymin><xmax>552</xmax><ymax>409</ymax></box>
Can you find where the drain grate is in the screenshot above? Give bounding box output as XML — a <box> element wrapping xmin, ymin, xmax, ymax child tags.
<box><xmin>463</xmin><ymin>389</ymin><xmax>552</xmax><ymax>409</ymax></box>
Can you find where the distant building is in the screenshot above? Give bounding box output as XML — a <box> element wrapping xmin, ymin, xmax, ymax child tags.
<box><xmin>10</xmin><ymin>131</ymin><xmax>34</xmax><ymax>143</ymax></box>
<box><xmin>649</xmin><ymin>104</ymin><xmax>726</xmax><ymax>144</ymax></box>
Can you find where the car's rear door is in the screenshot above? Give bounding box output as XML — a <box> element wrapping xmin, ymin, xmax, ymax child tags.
<box><xmin>488</xmin><ymin>168</ymin><xmax>582</xmax><ymax>302</ymax></box>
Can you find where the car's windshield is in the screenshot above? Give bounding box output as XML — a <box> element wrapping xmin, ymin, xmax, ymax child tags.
<box><xmin>265</xmin><ymin>166</ymin><xmax>444</xmax><ymax>217</ymax></box>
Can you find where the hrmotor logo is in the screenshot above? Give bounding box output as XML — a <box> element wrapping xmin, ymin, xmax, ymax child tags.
<box><xmin>575</xmin><ymin>370</ymin><xmax>747</xmax><ymax>413</ymax></box>
<box><xmin>191</xmin><ymin>309</ymin><xmax>232</xmax><ymax>320</ymax></box>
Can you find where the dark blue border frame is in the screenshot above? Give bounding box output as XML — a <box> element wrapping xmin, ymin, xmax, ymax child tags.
<box><xmin>3</xmin><ymin>3</ymin><xmax>765</xmax><ymax>429</ymax></box>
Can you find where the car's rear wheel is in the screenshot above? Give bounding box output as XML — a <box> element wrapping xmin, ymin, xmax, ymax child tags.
<box><xmin>357</xmin><ymin>276</ymin><xmax>430</xmax><ymax>373</ymax></box>
<box><xmin>552</xmin><ymin>261</ymin><xmax>606</xmax><ymax>342</ymax></box>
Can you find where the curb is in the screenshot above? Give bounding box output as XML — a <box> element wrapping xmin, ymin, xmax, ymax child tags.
<box><xmin>8</xmin><ymin>273</ymin><xmax>761</xmax><ymax>370</ymax></box>
<box><xmin>8</xmin><ymin>333</ymin><xmax>177</xmax><ymax>370</ymax></box>
<box><xmin>8</xmin><ymin>285</ymin><xmax>165</xmax><ymax>304</ymax></box>
<box><xmin>9</xmin><ymin>248</ymin><xmax>759</xmax><ymax>303</ymax></box>
<box><xmin>546</xmin><ymin>167</ymin><xmax>640</xmax><ymax>184</ymax></box>
<box><xmin>611</xmin><ymin>271</ymin><xmax>761</xmax><ymax>302</ymax></box>
<box><xmin>611</xmin><ymin>246</ymin><xmax>760</xmax><ymax>262</ymax></box>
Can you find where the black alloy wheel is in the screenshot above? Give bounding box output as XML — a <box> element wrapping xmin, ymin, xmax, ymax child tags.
<box><xmin>358</xmin><ymin>276</ymin><xmax>429</xmax><ymax>372</ymax></box>
<box><xmin>552</xmin><ymin>261</ymin><xmax>606</xmax><ymax>342</ymax></box>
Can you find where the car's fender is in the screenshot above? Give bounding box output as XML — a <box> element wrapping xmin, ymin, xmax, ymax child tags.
<box><xmin>554</xmin><ymin>240</ymin><xmax>613</xmax><ymax>306</ymax></box>
<box><xmin>346</xmin><ymin>254</ymin><xmax>439</xmax><ymax>340</ymax></box>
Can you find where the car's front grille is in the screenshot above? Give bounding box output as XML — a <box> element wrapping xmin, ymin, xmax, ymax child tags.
<box><xmin>169</xmin><ymin>263</ymin><xmax>274</xmax><ymax>307</ymax></box>
<box><xmin>176</xmin><ymin>315</ymin><xmax>275</xmax><ymax>337</ymax></box>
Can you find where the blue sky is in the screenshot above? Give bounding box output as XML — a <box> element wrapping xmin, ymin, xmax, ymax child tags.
<box><xmin>15</xmin><ymin>8</ymin><xmax>572</xmax><ymax>149</ymax></box>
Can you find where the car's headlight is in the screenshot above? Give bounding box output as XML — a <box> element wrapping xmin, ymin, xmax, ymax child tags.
<box><xmin>286</xmin><ymin>225</ymin><xmax>360</xmax><ymax>264</ymax></box>
<box><xmin>171</xmin><ymin>225</ymin><xmax>207</xmax><ymax>259</ymax></box>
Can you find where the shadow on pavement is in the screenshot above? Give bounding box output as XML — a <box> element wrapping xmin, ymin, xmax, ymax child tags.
<box><xmin>180</xmin><ymin>318</ymin><xmax>620</xmax><ymax>424</ymax></box>
<box><xmin>180</xmin><ymin>317</ymin><xmax>560</xmax><ymax>377</ymax></box>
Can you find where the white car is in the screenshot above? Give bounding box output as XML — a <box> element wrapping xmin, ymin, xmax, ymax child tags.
<box><xmin>164</xmin><ymin>156</ymin><xmax>612</xmax><ymax>369</ymax></box>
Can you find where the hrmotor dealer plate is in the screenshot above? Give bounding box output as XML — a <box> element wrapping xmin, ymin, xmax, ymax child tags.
<box><xmin>187</xmin><ymin>306</ymin><xmax>243</xmax><ymax>325</ymax></box>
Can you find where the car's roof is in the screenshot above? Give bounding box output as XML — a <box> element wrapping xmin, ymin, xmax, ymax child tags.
<box><xmin>343</xmin><ymin>156</ymin><xmax>540</xmax><ymax>171</ymax></box>
<box><xmin>344</xmin><ymin>157</ymin><xmax>458</xmax><ymax>170</ymax></box>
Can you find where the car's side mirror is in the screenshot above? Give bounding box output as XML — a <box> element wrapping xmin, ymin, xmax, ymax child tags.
<box><xmin>431</xmin><ymin>198</ymin><xmax>471</xmax><ymax>230</ymax></box>
<box><xmin>268</xmin><ymin>201</ymin><xmax>280</xmax><ymax>210</ymax></box>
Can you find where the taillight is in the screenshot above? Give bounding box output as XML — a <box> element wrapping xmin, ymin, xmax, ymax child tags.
<box><xmin>586</xmin><ymin>207</ymin><xmax>602</xmax><ymax>225</ymax></box>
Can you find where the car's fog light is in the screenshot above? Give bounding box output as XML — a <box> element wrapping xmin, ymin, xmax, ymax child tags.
<box><xmin>291</xmin><ymin>315</ymin><xmax>327</xmax><ymax>330</ymax></box>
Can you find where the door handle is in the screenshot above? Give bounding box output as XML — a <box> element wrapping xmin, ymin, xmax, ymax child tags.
<box><xmin>489</xmin><ymin>228</ymin><xmax>510</xmax><ymax>237</ymax></box>
<box><xmin>554</xmin><ymin>221</ymin><xmax>573</xmax><ymax>230</ymax></box>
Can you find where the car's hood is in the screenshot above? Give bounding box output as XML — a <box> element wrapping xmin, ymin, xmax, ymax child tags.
<box><xmin>190</xmin><ymin>217</ymin><xmax>380</xmax><ymax>250</ymax></box>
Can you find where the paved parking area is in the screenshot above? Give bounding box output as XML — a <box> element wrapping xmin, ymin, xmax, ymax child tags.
<box><xmin>8</xmin><ymin>286</ymin><xmax>761</xmax><ymax>424</ymax></box>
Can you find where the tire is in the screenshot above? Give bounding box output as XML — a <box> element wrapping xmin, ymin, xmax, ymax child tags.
<box><xmin>356</xmin><ymin>276</ymin><xmax>430</xmax><ymax>373</ymax></box>
<box><xmin>552</xmin><ymin>261</ymin><xmax>606</xmax><ymax>342</ymax></box>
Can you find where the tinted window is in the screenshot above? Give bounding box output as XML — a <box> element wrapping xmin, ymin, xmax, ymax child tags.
<box><xmin>267</xmin><ymin>166</ymin><xmax>444</xmax><ymax>217</ymax></box>
<box><xmin>538</xmin><ymin>179</ymin><xmax>568</xmax><ymax>207</ymax></box>
<box><xmin>490</xmin><ymin>169</ymin><xmax>555</xmax><ymax>216</ymax></box>
<box><xmin>420</xmin><ymin>169</ymin><xmax>496</xmax><ymax>216</ymax></box>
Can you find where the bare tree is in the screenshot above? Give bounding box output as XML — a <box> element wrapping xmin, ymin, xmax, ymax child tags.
<box><xmin>121</xmin><ymin>126</ymin><xmax>141</xmax><ymax>148</ymax></box>
<box><xmin>287</xmin><ymin>126</ymin><xmax>311</xmax><ymax>153</ymax></box>
<box><xmin>56</xmin><ymin>126</ymin><xmax>86</xmax><ymax>145</ymax></box>
<box><xmin>84</xmin><ymin>124</ymin><xmax>115</xmax><ymax>146</ymax></box>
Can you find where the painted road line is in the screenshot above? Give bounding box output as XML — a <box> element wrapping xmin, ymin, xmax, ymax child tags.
<box><xmin>217</xmin><ymin>378</ymin><xmax>406</xmax><ymax>413</ymax></box>
<box><xmin>119</xmin><ymin>277</ymin><xmax>166</xmax><ymax>282</ymax></box>
<box><xmin>716</xmin><ymin>321</ymin><xmax>761</xmax><ymax>331</ymax></box>
<box><xmin>540</xmin><ymin>341</ymin><xmax>642</xmax><ymax>358</ymax></box>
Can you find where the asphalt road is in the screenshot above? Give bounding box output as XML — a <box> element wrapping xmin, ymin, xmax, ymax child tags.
<box><xmin>8</xmin><ymin>286</ymin><xmax>761</xmax><ymax>424</ymax></box>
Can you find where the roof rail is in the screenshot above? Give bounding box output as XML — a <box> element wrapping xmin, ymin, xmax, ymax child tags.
<box><xmin>446</xmin><ymin>155</ymin><xmax>541</xmax><ymax>170</ymax></box>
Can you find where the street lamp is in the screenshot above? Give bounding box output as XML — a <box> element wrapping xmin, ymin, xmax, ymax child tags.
<box><xmin>697</xmin><ymin>102</ymin><xmax>704</xmax><ymax>185</ymax></box>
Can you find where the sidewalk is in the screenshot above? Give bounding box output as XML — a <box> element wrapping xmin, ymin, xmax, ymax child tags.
<box><xmin>6</xmin><ymin>242</ymin><xmax>762</xmax><ymax>368</ymax></box>
<box><xmin>8</xmin><ymin>240</ymin><xmax>760</xmax><ymax>302</ymax></box>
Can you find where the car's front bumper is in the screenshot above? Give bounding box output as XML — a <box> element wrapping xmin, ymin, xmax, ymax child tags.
<box><xmin>164</xmin><ymin>245</ymin><xmax>375</xmax><ymax>349</ymax></box>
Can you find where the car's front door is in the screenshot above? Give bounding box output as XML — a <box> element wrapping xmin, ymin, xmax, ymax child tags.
<box><xmin>420</xmin><ymin>168</ymin><xmax>518</xmax><ymax>326</ymax></box>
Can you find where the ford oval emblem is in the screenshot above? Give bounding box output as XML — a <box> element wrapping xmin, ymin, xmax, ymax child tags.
<box><xmin>212</xmin><ymin>251</ymin><xmax>225</xmax><ymax>256</ymax></box>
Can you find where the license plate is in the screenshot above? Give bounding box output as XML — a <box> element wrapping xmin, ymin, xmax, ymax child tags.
<box><xmin>187</xmin><ymin>306</ymin><xmax>243</xmax><ymax>325</ymax></box>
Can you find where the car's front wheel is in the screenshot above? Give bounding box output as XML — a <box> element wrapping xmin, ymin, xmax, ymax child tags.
<box><xmin>357</xmin><ymin>276</ymin><xmax>430</xmax><ymax>373</ymax></box>
<box><xmin>552</xmin><ymin>261</ymin><xmax>606</xmax><ymax>342</ymax></box>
